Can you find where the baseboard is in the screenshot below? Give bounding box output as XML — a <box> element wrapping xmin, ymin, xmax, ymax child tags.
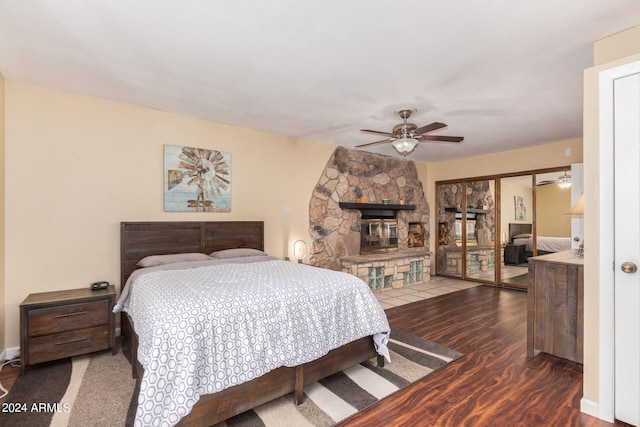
<box><xmin>1</xmin><ymin>346</ymin><xmax>20</xmax><ymax>363</ymax></box>
<box><xmin>581</xmin><ymin>397</ymin><xmax>613</xmax><ymax>422</ymax></box>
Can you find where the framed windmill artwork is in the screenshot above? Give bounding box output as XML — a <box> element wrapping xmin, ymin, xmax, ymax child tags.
<box><xmin>514</xmin><ymin>195</ymin><xmax>526</xmax><ymax>221</ymax></box>
<box><xmin>164</xmin><ymin>144</ymin><xmax>231</xmax><ymax>212</ymax></box>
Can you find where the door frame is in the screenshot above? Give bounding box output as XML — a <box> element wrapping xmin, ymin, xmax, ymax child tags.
<box><xmin>593</xmin><ymin>58</ymin><xmax>640</xmax><ymax>422</ymax></box>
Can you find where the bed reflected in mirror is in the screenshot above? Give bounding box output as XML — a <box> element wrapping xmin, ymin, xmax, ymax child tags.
<box><xmin>498</xmin><ymin>170</ymin><xmax>572</xmax><ymax>289</ymax></box>
<box><xmin>500</xmin><ymin>175</ymin><xmax>533</xmax><ymax>289</ymax></box>
<box><xmin>534</xmin><ymin>171</ymin><xmax>573</xmax><ymax>255</ymax></box>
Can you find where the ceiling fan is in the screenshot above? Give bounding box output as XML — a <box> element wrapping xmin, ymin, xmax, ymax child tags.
<box><xmin>356</xmin><ymin>108</ymin><xmax>464</xmax><ymax>155</ymax></box>
<box><xmin>537</xmin><ymin>171</ymin><xmax>572</xmax><ymax>188</ymax></box>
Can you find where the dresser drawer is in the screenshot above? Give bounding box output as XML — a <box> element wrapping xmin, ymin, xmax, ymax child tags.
<box><xmin>28</xmin><ymin>326</ymin><xmax>110</xmax><ymax>364</ymax></box>
<box><xmin>27</xmin><ymin>300</ymin><xmax>109</xmax><ymax>337</ymax></box>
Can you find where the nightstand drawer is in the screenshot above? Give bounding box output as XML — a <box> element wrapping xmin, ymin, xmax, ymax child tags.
<box><xmin>28</xmin><ymin>326</ymin><xmax>110</xmax><ymax>364</ymax></box>
<box><xmin>27</xmin><ymin>300</ymin><xmax>109</xmax><ymax>336</ymax></box>
<box><xmin>20</xmin><ymin>285</ymin><xmax>116</xmax><ymax>373</ymax></box>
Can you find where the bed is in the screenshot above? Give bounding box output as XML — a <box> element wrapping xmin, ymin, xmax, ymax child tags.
<box><xmin>116</xmin><ymin>221</ymin><xmax>390</xmax><ymax>427</ymax></box>
<box><xmin>508</xmin><ymin>223</ymin><xmax>572</xmax><ymax>257</ymax></box>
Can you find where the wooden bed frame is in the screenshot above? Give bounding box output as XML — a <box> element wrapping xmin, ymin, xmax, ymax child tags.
<box><xmin>120</xmin><ymin>221</ymin><xmax>382</xmax><ymax>427</ymax></box>
<box><xmin>508</xmin><ymin>223</ymin><xmax>532</xmax><ymax>243</ymax></box>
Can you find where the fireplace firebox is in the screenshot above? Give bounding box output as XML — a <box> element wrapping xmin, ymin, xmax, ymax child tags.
<box><xmin>360</xmin><ymin>219</ymin><xmax>398</xmax><ymax>254</ymax></box>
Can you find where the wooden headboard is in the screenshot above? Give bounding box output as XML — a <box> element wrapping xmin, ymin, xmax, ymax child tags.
<box><xmin>508</xmin><ymin>223</ymin><xmax>532</xmax><ymax>242</ymax></box>
<box><xmin>120</xmin><ymin>221</ymin><xmax>264</xmax><ymax>286</ymax></box>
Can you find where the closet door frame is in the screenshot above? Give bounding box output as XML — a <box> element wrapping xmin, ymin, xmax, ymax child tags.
<box><xmin>435</xmin><ymin>165</ymin><xmax>571</xmax><ymax>286</ymax></box>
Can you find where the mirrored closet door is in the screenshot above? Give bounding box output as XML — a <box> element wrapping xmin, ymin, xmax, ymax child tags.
<box><xmin>436</xmin><ymin>165</ymin><xmax>576</xmax><ymax>289</ymax></box>
<box><xmin>435</xmin><ymin>182</ymin><xmax>463</xmax><ymax>279</ymax></box>
<box><xmin>435</xmin><ymin>179</ymin><xmax>497</xmax><ymax>283</ymax></box>
<box><xmin>465</xmin><ymin>180</ymin><xmax>496</xmax><ymax>281</ymax></box>
<box><xmin>500</xmin><ymin>175</ymin><xmax>533</xmax><ymax>288</ymax></box>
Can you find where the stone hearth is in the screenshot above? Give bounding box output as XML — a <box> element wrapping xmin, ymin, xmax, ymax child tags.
<box><xmin>341</xmin><ymin>248</ymin><xmax>429</xmax><ymax>290</ymax></box>
<box><xmin>308</xmin><ymin>147</ymin><xmax>431</xmax><ymax>283</ymax></box>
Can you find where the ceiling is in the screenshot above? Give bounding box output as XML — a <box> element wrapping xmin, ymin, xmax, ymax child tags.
<box><xmin>1</xmin><ymin>1</ymin><xmax>639</xmax><ymax>162</ymax></box>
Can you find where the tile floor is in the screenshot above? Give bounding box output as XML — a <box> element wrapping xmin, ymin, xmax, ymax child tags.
<box><xmin>373</xmin><ymin>276</ymin><xmax>482</xmax><ymax>309</ymax></box>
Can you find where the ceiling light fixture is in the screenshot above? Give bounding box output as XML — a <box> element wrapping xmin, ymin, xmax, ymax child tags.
<box><xmin>557</xmin><ymin>172</ymin><xmax>572</xmax><ymax>189</ymax></box>
<box><xmin>392</xmin><ymin>136</ymin><xmax>419</xmax><ymax>155</ymax></box>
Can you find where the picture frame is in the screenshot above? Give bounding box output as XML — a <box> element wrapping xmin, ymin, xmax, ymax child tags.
<box><xmin>164</xmin><ymin>144</ymin><xmax>231</xmax><ymax>212</ymax></box>
<box><xmin>514</xmin><ymin>195</ymin><xmax>526</xmax><ymax>221</ymax></box>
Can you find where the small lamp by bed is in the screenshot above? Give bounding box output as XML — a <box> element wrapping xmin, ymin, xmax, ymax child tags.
<box><xmin>566</xmin><ymin>193</ymin><xmax>584</xmax><ymax>256</ymax></box>
<box><xmin>294</xmin><ymin>240</ymin><xmax>307</xmax><ymax>263</ymax></box>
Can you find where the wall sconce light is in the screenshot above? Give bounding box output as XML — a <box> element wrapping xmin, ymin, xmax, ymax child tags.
<box><xmin>294</xmin><ymin>240</ymin><xmax>307</xmax><ymax>263</ymax></box>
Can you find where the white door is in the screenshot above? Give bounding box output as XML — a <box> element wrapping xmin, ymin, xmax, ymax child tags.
<box><xmin>614</xmin><ymin>71</ymin><xmax>640</xmax><ymax>426</ymax></box>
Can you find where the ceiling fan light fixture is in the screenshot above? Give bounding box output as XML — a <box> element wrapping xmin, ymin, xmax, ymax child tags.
<box><xmin>392</xmin><ymin>137</ymin><xmax>419</xmax><ymax>155</ymax></box>
<box><xmin>356</xmin><ymin>108</ymin><xmax>463</xmax><ymax>155</ymax></box>
<box><xmin>557</xmin><ymin>173</ymin><xmax>572</xmax><ymax>189</ymax></box>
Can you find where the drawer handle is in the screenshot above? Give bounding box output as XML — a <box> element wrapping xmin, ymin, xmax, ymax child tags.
<box><xmin>55</xmin><ymin>338</ymin><xmax>88</xmax><ymax>346</ymax></box>
<box><xmin>54</xmin><ymin>311</ymin><xmax>87</xmax><ymax>318</ymax></box>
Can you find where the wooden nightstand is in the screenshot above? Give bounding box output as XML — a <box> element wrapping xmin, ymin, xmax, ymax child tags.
<box><xmin>20</xmin><ymin>285</ymin><xmax>116</xmax><ymax>373</ymax></box>
<box><xmin>504</xmin><ymin>244</ymin><xmax>526</xmax><ymax>265</ymax></box>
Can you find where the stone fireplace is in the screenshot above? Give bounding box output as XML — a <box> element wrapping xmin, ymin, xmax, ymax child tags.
<box><xmin>308</xmin><ymin>147</ymin><xmax>431</xmax><ymax>289</ymax></box>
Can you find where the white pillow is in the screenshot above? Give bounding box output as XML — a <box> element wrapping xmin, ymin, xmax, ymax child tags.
<box><xmin>136</xmin><ymin>253</ymin><xmax>210</xmax><ymax>267</ymax></box>
<box><xmin>209</xmin><ymin>248</ymin><xmax>267</xmax><ymax>259</ymax></box>
<box><xmin>513</xmin><ymin>233</ymin><xmax>532</xmax><ymax>239</ymax></box>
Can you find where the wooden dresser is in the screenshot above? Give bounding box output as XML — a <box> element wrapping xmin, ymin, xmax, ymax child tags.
<box><xmin>20</xmin><ymin>285</ymin><xmax>116</xmax><ymax>372</ymax></box>
<box><xmin>527</xmin><ymin>250</ymin><xmax>583</xmax><ymax>363</ymax></box>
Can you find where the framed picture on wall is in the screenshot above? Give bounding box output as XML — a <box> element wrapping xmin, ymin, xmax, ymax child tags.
<box><xmin>514</xmin><ymin>195</ymin><xmax>526</xmax><ymax>221</ymax></box>
<box><xmin>164</xmin><ymin>144</ymin><xmax>231</xmax><ymax>212</ymax></box>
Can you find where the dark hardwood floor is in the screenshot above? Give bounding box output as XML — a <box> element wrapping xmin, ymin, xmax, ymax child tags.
<box><xmin>341</xmin><ymin>285</ymin><xmax>627</xmax><ymax>427</ymax></box>
<box><xmin>0</xmin><ymin>359</ymin><xmax>20</xmax><ymax>404</ymax></box>
<box><xmin>0</xmin><ymin>285</ymin><xmax>631</xmax><ymax>426</ymax></box>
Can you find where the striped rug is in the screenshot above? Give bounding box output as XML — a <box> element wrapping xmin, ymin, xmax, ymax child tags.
<box><xmin>0</xmin><ymin>329</ymin><xmax>462</xmax><ymax>427</ymax></box>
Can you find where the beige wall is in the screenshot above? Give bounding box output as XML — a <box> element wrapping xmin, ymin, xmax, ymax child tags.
<box><xmin>536</xmin><ymin>184</ymin><xmax>571</xmax><ymax>237</ymax></box>
<box><xmin>423</xmin><ymin>139</ymin><xmax>583</xmax><ymax>254</ymax></box>
<box><xmin>582</xmin><ymin>26</ymin><xmax>640</xmax><ymax>415</ymax></box>
<box><xmin>3</xmin><ymin>82</ymin><xmax>336</xmax><ymax>349</ymax></box>
<box><xmin>594</xmin><ymin>25</ymin><xmax>640</xmax><ymax>66</ymax></box>
<box><xmin>0</xmin><ymin>73</ymin><xmax>5</xmax><ymax>355</ymax></box>
<box><xmin>500</xmin><ymin>179</ymin><xmax>532</xmax><ymax>241</ymax></box>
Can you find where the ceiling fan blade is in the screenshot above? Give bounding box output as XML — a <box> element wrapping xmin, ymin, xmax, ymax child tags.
<box><xmin>360</xmin><ymin>129</ymin><xmax>395</xmax><ymax>138</ymax></box>
<box><xmin>355</xmin><ymin>138</ymin><xmax>394</xmax><ymax>148</ymax></box>
<box><xmin>413</xmin><ymin>122</ymin><xmax>447</xmax><ymax>136</ymax></box>
<box><xmin>422</xmin><ymin>135</ymin><xmax>465</xmax><ymax>143</ymax></box>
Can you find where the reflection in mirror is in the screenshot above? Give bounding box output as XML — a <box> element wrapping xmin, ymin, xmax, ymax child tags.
<box><xmin>534</xmin><ymin>171</ymin><xmax>573</xmax><ymax>256</ymax></box>
<box><xmin>500</xmin><ymin>175</ymin><xmax>533</xmax><ymax>288</ymax></box>
<box><xmin>436</xmin><ymin>182</ymin><xmax>463</xmax><ymax>278</ymax></box>
<box><xmin>465</xmin><ymin>180</ymin><xmax>496</xmax><ymax>281</ymax></box>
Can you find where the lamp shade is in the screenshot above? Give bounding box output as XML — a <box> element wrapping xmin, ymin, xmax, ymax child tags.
<box><xmin>566</xmin><ymin>193</ymin><xmax>584</xmax><ymax>216</ymax></box>
<box><xmin>391</xmin><ymin>137</ymin><xmax>418</xmax><ymax>155</ymax></box>
<box><xmin>293</xmin><ymin>240</ymin><xmax>307</xmax><ymax>263</ymax></box>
